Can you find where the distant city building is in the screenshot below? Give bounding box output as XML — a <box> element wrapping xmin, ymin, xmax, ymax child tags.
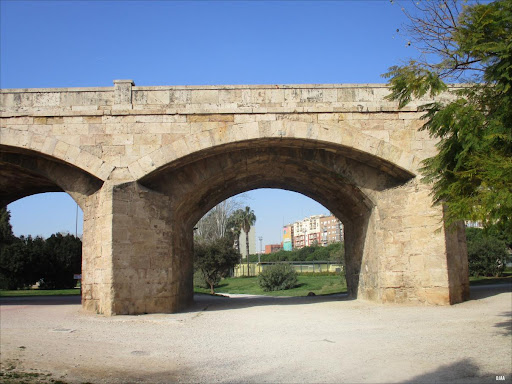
<box><xmin>320</xmin><ymin>215</ymin><xmax>343</xmax><ymax>245</ymax></box>
<box><xmin>293</xmin><ymin>215</ymin><xmax>323</xmax><ymax>249</ymax></box>
<box><xmin>265</xmin><ymin>244</ymin><xmax>283</xmax><ymax>254</ymax></box>
<box><xmin>239</xmin><ymin>226</ymin><xmax>256</xmax><ymax>258</ymax></box>
<box><xmin>282</xmin><ymin>225</ymin><xmax>294</xmax><ymax>251</ymax></box>
<box><xmin>285</xmin><ymin>214</ymin><xmax>343</xmax><ymax>249</ymax></box>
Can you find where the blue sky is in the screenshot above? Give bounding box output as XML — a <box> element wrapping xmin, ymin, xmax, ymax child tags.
<box><xmin>1</xmin><ymin>0</ymin><xmax>414</xmax><ymax>244</ymax></box>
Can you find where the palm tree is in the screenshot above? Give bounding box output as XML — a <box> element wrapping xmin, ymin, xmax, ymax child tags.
<box><xmin>240</xmin><ymin>206</ymin><xmax>256</xmax><ymax>276</ymax></box>
<box><xmin>226</xmin><ymin>209</ymin><xmax>244</xmax><ymax>265</ymax></box>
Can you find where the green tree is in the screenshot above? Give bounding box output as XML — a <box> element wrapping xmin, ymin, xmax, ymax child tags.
<box><xmin>0</xmin><ymin>207</ymin><xmax>15</xmax><ymax>250</ymax></box>
<box><xmin>328</xmin><ymin>242</ymin><xmax>344</xmax><ymax>263</ymax></box>
<box><xmin>0</xmin><ymin>235</ymin><xmax>45</xmax><ymax>290</ymax></box>
<box><xmin>240</xmin><ymin>206</ymin><xmax>256</xmax><ymax>276</ymax></box>
<box><xmin>383</xmin><ymin>0</ymin><xmax>512</xmax><ymax>234</ymax></box>
<box><xmin>226</xmin><ymin>208</ymin><xmax>244</xmax><ymax>255</ymax></box>
<box><xmin>194</xmin><ymin>237</ymin><xmax>240</xmax><ymax>294</ymax></box>
<box><xmin>39</xmin><ymin>233</ymin><xmax>82</xmax><ymax>289</ymax></box>
<box><xmin>466</xmin><ymin>227</ymin><xmax>508</xmax><ymax>277</ymax></box>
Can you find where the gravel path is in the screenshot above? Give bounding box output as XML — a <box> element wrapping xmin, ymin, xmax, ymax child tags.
<box><xmin>1</xmin><ymin>285</ymin><xmax>511</xmax><ymax>384</ymax></box>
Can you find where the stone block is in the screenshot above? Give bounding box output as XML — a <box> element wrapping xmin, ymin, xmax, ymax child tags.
<box><xmin>111</xmin><ymin>134</ymin><xmax>134</xmax><ymax>145</ymax></box>
<box><xmin>128</xmin><ymin>160</ymin><xmax>145</xmax><ymax>180</ymax></box>
<box><xmin>191</xmin><ymin>90</ymin><xmax>218</xmax><ymax>104</ymax></box>
<box><xmin>34</xmin><ymin>92</ymin><xmax>60</xmax><ymax>107</ymax></box>
<box><xmin>381</xmin><ymin>271</ymin><xmax>404</xmax><ymax>288</ymax></box>
<box><xmin>423</xmin><ymin>287</ymin><xmax>450</xmax><ymax>305</ymax></box>
<box><xmin>40</xmin><ymin>137</ymin><xmax>58</xmax><ymax>155</ymax></box>
<box><xmin>147</xmin><ymin>90</ymin><xmax>170</xmax><ymax>105</ymax></box>
<box><xmin>134</xmin><ymin>134</ymin><xmax>161</xmax><ymax>146</ymax></box>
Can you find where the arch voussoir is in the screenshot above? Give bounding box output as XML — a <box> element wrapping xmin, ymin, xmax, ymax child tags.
<box><xmin>0</xmin><ymin>126</ymin><xmax>113</xmax><ymax>181</ymax></box>
<box><xmin>131</xmin><ymin>120</ymin><xmax>420</xmax><ymax>181</ymax></box>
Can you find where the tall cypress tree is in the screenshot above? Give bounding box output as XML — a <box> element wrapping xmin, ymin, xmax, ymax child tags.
<box><xmin>0</xmin><ymin>206</ymin><xmax>15</xmax><ymax>248</ymax></box>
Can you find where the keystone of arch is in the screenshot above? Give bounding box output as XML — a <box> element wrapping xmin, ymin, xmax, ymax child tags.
<box><xmin>0</xmin><ymin>127</ymin><xmax>114</xmax><ymax>181</ymax></box>
<box><xmin>127</xmin><ymin>120</ymin><xmax>420</xmax><ymax>180</ymax></box>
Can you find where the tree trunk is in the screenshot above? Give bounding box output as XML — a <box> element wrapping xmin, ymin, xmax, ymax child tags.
<box><xmin>209</xmin><ymin>281</ymin><xmax>215</xmax><ymax>295</ymax></box>
<box><xmin>246</xmin><ymin>230</ymin><xmax>250</xmax><ymax>277</ymax></box>
<box><xmin>236</xmin><ymin>238</ymin><xmax>242</xmax><ymax>274</ymax></box>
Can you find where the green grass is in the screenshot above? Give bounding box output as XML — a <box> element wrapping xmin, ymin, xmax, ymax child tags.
<box><xmin>0</xmin><ymin>288</ymin><xmax>80</xmax><ymax>297</ymax></box>
<box><xmin>194</xmin><ymin>275</ymin><xmax>347</xmax><ymax>296</ymax></box>
<box><xmin>1</xmin><ymin>271</ymin><xmax>509</xmax><ymax>298</ymax></box>
<box><xmin>469</xmin><ymin>271</ymin><xmax>512</xmax><ymax>286</ymax></box>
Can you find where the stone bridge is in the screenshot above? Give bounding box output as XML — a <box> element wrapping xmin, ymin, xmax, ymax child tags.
<box><xmin>0</xmin><ymin>80</ymin><xmax>469</xmax><ymax>315</ymax></box>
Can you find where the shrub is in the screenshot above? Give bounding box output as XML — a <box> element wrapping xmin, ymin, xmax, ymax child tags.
<box><xmin>466</xmin><ymin>228</ymin><xmax>508</xmax><ymax>277</ymax></box>
<box><xmin>258</xmin><ymin>263</ymin><xmax>298</xmax><ymax>292</ymax></box>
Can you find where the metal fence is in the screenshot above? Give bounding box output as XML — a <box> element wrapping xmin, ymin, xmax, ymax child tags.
<box><xmin>233</xmin><ymin>261</ymin><xmax>343</xmax><ymax>277</ymax></box>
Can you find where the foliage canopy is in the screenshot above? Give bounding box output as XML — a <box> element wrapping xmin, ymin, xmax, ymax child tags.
<box><xmin>383</xmin><ymin>0</ymin><xmax>512</xmax><ymax>234</ymax></box>
<box><xmin>194</xmin><ymin>237</ymin><xmax>240</xmax><ymax>294</ymax></box>
<box><xmin>465</xmin><ymin>227</ymin><xmax>508</xmax><ymax>277</ymax></box>
<box><xmin>0</xmin><ymin>207</ymin><xmax>82</xmax><ymax>290</ymax></box>
<box><xmin>248</xmin><ymin>242</ymin><xmax>344</xmax><ymax>263</ymax></box>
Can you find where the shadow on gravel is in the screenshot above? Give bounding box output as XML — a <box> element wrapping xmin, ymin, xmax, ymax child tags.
<box><xmin>469</xmin><ymin>283</ymin><xmax>512</xmax><ymax>301</ymax></box>
<box><xmin>400</xmin><ymin>358</ymin><xmax>499</xmax><ymax>384</ymax></box>
<box><xmin>186</xmin><ymin>292</ymin><xmax>353</xmax><ymax>313</ymax></box>
<box><xmin>0</xmin><ymin>295</ymin><xmax>81</xmax><ymax>306</ymax></box>
<box><xmin>494</xmin><ymin>311</ymin><xmax>512</xmax><ymax>336</ymax></box>
<box><xmin>1</xmin><ymin>284</ymin><xmax>509</xmax><ymax>314</ymax></box>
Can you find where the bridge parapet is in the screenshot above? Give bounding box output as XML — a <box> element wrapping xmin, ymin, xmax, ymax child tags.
<box><xmin>1</xmin><ymin>81</ymin><xmax>445</xmax><ymax>117</ymax></box>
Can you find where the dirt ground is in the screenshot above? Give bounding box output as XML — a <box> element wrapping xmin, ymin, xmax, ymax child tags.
<box><xmin>1</xmin><ymin>285</ymin><xmax>511</xmax><ymax>384</ymax></box>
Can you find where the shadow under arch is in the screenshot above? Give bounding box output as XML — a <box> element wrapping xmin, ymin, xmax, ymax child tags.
<box><xmin>0</xmin><ymin>145</ymin><xmax>104</xmax><ymax>209</ymax></box>
<box><xmin>138</xmin><ymin>137</ymin><xmax>416</xmax><ymax>304</ymax></box>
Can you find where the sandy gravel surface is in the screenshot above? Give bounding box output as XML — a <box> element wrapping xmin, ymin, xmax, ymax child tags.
<box><xmin>1</xmin><ymin>285</ymin><xmax>511</xmax><ymax>384</ymax></box>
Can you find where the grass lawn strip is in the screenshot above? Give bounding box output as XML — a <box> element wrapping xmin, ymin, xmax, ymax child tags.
<box><xmin>195</xmin><ymin>275</ymin><xmax>348</xmax><ymax>296</ymax></box>
<box><xmin>0</xmin><ymin>289</ymin><xmax>80</xmax><ymax>297</ymax></box>
<box><xmin>1</xmin><ymin>273</ymin><xmax>510</xmax><ymax>298</ymax></box>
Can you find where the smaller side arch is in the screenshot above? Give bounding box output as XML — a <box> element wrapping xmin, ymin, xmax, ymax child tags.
<box><xmin>0</xmin><ymin>126</ymin><xmax>114</xmax><ymax>181</ymax></box>
<box><xmin>0</xmin><ymin>145</ymin><xmax>104</xmax><ymax>208</ymax></box>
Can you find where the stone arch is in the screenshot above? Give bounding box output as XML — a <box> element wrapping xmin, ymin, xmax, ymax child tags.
<box><xmin>0</xmin><ymin>126</ymin><xmax>114</xmax><ymax>182</ymax></box>
<box><xmin>130</xmin><ymin>136</ymin><xmax>417</xmax><ymax>312</ymax></box>
<box><xmin>127</xmin><ymin>120</ymin><xmax>420</xmax><ymax>180</ymax></box>
<box><xmin>0</xmin><ymin>145</ymin><xmax>103</xmax><ymax>208</ymax></box>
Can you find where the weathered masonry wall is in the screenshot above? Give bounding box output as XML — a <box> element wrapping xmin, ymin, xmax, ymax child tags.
<box><xmin>0</xmin><ymin>81</ymin><xmax>469</xmax><ymax>315</ymax></box>
<box><xmin>0</xmin><ymin>81</ymin><xmax>445</xmax><ymax>177</ymax></box>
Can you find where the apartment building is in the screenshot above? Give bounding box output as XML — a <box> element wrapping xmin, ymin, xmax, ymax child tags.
<box><xmin>265</xmin><ymin>244</ymin><xmax>283</xmax><ymax>254</ymax></box>
<box><xmin>292</xmin><ymin>215</ymin><xmax>323</xmax><ymax>249</ymax></box>
<box><xmin>284</xmin><ymin>214</ymin><xmax>343</xmax><ymax>250</ymax></box>
<box><xmin>320</xmin><ymin>215</ymin><xmax>343</xmax><ymax>245</ymax></box>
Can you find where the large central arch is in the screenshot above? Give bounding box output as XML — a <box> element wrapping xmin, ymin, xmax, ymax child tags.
<box><xmin>90</xmin><ymin>127</ymin><xmax>467</xmax><ymax>315</ymax></box>
<box><xmin>140</xmin><ymin>137</ymin><xmax>414</xmax><ymax>303</ymax></box>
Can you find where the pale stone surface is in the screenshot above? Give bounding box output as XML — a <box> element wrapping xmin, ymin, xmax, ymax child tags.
<box><xmin>0</xmin><ymin>81</ymin><xmax>469</xmax><ymax>315</ymax></box>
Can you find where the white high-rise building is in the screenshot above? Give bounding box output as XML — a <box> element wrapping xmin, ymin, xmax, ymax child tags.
<box><xmin>293</xmin><ymin>215</ymin><xmax>323</xmax><ymax>248</ymax></box>
<box><xmin>239</xmin><ymin>226</ymin><xmax>256</xmax><ymax>258</ymax></box>
<box><xmin>291</xmin><ymin>214</ymin><xmax>343</xmax><ymax>249</ymax></box>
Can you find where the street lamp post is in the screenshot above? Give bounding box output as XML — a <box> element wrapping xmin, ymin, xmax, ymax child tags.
<box><xmin>258</xmin><ymin>236</ymin><xmax>263</xmax><ymax>264</ymax></box>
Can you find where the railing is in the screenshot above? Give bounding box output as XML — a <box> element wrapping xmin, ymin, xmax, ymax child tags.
<box><xmin>233</xmin><ymin>261</ymin><xmax>343</xmax><ymax>277</ymax></box>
